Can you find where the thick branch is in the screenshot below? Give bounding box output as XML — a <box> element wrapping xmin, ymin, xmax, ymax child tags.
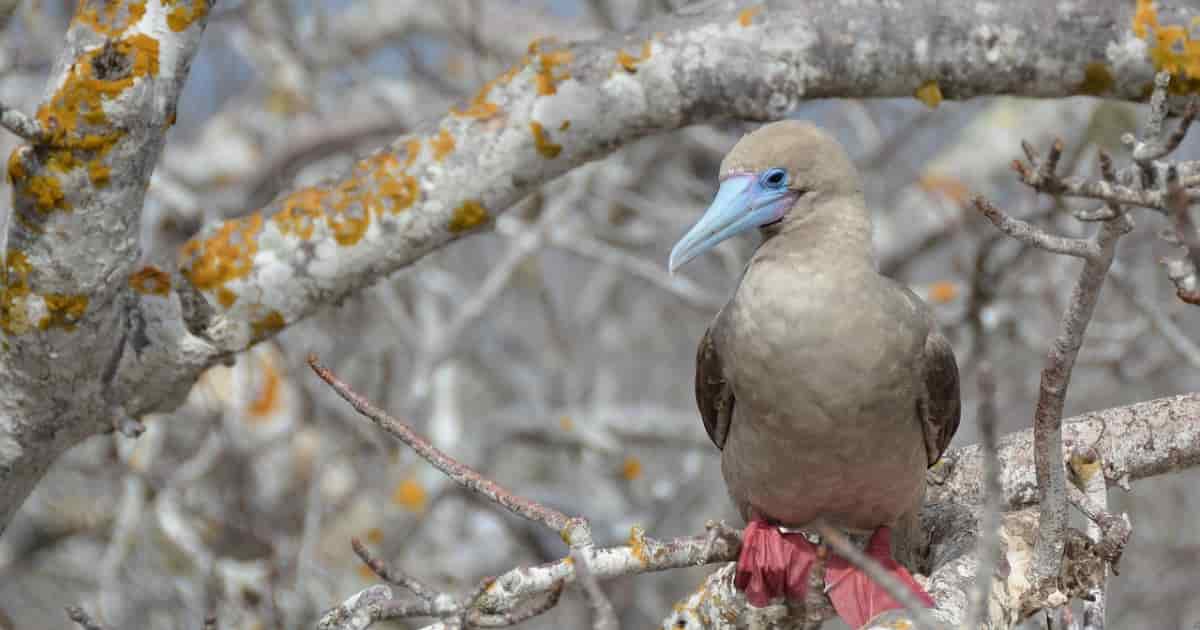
<box><xmin>0</xmin><ymin>0</ymin><xmax>212</xmax><ymax>532</ymax></box>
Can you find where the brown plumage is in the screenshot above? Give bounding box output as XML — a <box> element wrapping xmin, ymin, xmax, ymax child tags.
<box><xmin>676</xmin><ymin>120</ymin><xmax>960</xmax><ymax>618</ymax></box>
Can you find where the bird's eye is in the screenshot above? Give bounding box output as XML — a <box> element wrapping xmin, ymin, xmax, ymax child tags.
<box><xmin>761</xmin><ymin>168</ymin><xmax>787</xmax><ymax>189</ymax></box>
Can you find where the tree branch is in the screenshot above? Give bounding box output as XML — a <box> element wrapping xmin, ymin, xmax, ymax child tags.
<box><xmin>5</xmin><ymin>0</ymin><xmax>1196</xmax><ymax>539</ymax></box>
<box><xmin>0</xmin><ymin>0</ymin><xmax>212</xmax><ymax>532</ymax></box>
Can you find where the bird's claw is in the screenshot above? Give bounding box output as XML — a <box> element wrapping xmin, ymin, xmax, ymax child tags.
<box><xmin>734</xmin><ymin>519</ymin><xmax>817</xmax><ymax>607</ymax></box>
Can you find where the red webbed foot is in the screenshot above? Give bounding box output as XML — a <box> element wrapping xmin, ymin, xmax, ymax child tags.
<box><xmin>825</xmin><ymin>526</ymin><xmax>935</xmax><ymax>627</ymax></box>
<box><xmin>734</xmin><ymin>519</ymin><xmax>818</xmax><ymax>607</ymax></box>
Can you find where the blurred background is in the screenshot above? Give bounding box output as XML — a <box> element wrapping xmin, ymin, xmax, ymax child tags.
<box><xmin>1</xmin><ymin>1</ymin><xmax>1199</xmax><ymax>628</ymax></box>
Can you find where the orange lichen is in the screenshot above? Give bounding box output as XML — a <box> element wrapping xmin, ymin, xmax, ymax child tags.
<box><xmin>528</xmin><ymin>36</ymin><xmax>558</xmax><ymax>55</ymax></box>
<box><xmin>1133</xmin><ymin>0</ymin><xmax>1200</xmax><ymax>90</ymax></box>
<box><xmin>378</xmin><ymin>174</ymin><xmax>420</xmax><ymax>214</ymax></box>
<box><xmin>452</xmin><ymin>56</ymin><xmax>535</xmax><ymax>118</ymax></box>
<box><xmin>365</xmin><ymin>527</ymin><xmax>385</xmax><ymax>545</ymax></box>
<box><xmin>431</xmin><ymin>128</ymin><xmax>455</xmax><ymax>161</ymax></box>
<box><xmin>180</xmin><ymin>213</ymin><xmax>264</xmax><ymax>290</ymax></box>
<box><xmin>738</xmin><ymin>4</ymin><xmax>763</xmax><ymax>27</ymax></box>
<box><xmin>559</xmin><ymin>415</ymin><xmax>574</xmax><ymax>431</ymax></box>
<box><xmin>88</xmin><ymin>161</ymin><xmax>111</xmax><ymax>186</ymax></box>
<box><xmin>247</xmin><ymin>356</ymin><xmax>282</xmax><ymax>418</ymax></box>
<box><xmin>166</xmin><ymin>0</ymin><xmax>210</xmax><ymax>32</ymax></box>
<box><xmin>403</xmin><ymin>138</ymin><xmax>422</xmax><ymax>167</ymax></box>
<box><xmin>37</xmin><ymin>34</ymin><xmax>160</xmax><ymax>147</ymax></box>
<box><xmin>530</xmin><ymin>122</ymin><xmax>562</xmax><ymax>158</ymax></box>
<box><xmin>251</xmin><ymin>310</ymin><xmax>286</xmax><ymax>339</ymax></box>
<box><xmin>327</xmin><ymin>178</ymin><xmax>373</xmax><ymax>246</ymax></box>
<box><xmin>559</xmin><ymin>120</ymin><xmax>570</xmax><ymax>131</ymax></box>
<box><xmin>273</xmin><ymin>187</ymin><xmax>327</xmax><ymax>240</ymax></box>
<box><xmin>216</xmin><ymin>287</ymin><xmax>237</xmax><ymax>307</ymax></box>
<box><xmin>26</xmin><ymin>175</ymin><xmax>67</xmax><ymax>213</ymax></box>
<box><xmin>534</xmin><ymin>48</ymin><xmax>572</xmax><ymax>95</ymax></box>
<box><xmin>6</xmin><ymin>150</ymin><xmax>25</xmax><ymax>183</ymax></box>
<box><xmin>448</xmin><ymin>200</ymin><xmax>488</xmax><ymax>233</ymax></box>
<box><xmin>914</xmin><ymin>80</ymin><xmax>943</xmax><ymax>109</ymax></box>
<box><xmin>621</xmin><ymin>456</ymin><xmax>643</xmax><ymax>480</ymax></box>
<box><xmin>128</xmin><ymin>265</ymin><xmax>171</xmax><ymax>295</ymax></box>
<box><xmin>0</xmin><ymin>250</ymin><xmax>33</xmax><ymax>335</ymax></box>
<box><xmin>628</xmin><ymin>525</ymin><xmax>649</xmax><ymax>564</ymax></box>
<box><xmin>20</xmin><ymin>25</ymin><xmax>162</xmax><ymax>216</ymax></box>
<box><xmin>453</xmin><ymin>78</ymin><xmax>505</xmax><ymax>119</ymax></box>
<box><xmin>391</xmin><ymin>478</ymin><xmax>427</xmax><ymax>513</ymax></box>
<box><xmin>616</xmin><ymin>41</ymin><xmax>652</xmax><ymax>73</ymax></box>
<box><xmin>39</xmin><ymin>293</ymin><xmax>89</xmax><ymax>331</ymax></box>
<box><xmin>74</xmin><ymin>0</ymin><xmax>146</xmax><ymax>36</ymax></box>
<box><xmin>928</xmin><ymin>281</ymin><xmax>959</xmax><ymax>304</ymax></box>
<box><xmin>46</xmin><ymin>150</ymin><xmax>82</xmax><ymax>174</ymax></box>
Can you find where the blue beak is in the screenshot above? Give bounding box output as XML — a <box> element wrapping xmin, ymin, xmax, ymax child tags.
<box><xmin>668</xmin><ymin>174</ymin><xmax>796</xmax><ymax>272</ymax></box>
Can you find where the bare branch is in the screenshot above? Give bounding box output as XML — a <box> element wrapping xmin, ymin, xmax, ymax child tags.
<box><xmin>1130</xmin><ymin>72</ymin><xmax>1176</xmax><ymax>162</ymax></box>
<box><xmin>972</xmin><ymin>197</ymin><xmax>1098</xmax><ymax>260</ymax></box>
<box><xmin>1028</xmin><ymin>210</ymin><xmax>1130</xmax><ymax>580</ymax></box>
<box><xmin>351</xmin><ymin>538</ymin><xmax>437</xmax><ymax>603</ymax></box>
<box><xmin>307</xmin><ymin>355</ymin><xmax>581</xmax><ymax>538</ymax></box>
<box><xmin>1165</xmin><ymin>164</ymin><xmax>1200</xmax><ymax>303</ymax></box>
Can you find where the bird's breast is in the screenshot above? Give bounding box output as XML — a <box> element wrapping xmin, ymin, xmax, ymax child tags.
<box><xmin>716</xmin><ymin>262</ymin><xmax>928</xmax><ymax>529</ymax></box>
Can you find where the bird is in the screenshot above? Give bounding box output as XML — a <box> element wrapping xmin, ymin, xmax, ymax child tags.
<box><xmin>668</xmin><ymin>120</ymin><xmax>960</xmax><ymax>627</ymax></box>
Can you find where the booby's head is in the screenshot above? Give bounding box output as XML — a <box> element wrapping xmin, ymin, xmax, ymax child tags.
<box><xmin>668</xmin><ymin>120</ymin><xmax>860</xmax><ymax>272</ymax></box>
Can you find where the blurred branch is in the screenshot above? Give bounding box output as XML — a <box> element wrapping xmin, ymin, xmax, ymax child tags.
<box><xmin>310</xmin><ymin>354</ymin><xmax>737</xmax><ymax>628</ymax></box>
<box><xmin>243</xmin><ymin>114</ymin><xmax>413</xmax><ymax>210</ymax></box>
<box><xmin>966</xmin><ymin>362</ymin><xmax>1002</xmax><ymax>628</ymax></box>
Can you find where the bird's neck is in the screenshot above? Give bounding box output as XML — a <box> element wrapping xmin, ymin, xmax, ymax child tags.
<box><xmin>755</xmin><ymin>194</ymin><xmax>875</xmax><ymax>271</ymax></box>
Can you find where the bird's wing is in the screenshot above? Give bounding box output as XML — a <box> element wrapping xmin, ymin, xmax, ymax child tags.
<box><xmin>920</xmin><ymin>328</ymin><xmax>961</xmax><ymax>466</ymax></box>
<box><xmin>696</xmin><ymin>322</ymin><xmax>734</xmax><ymax>450</ymax></box>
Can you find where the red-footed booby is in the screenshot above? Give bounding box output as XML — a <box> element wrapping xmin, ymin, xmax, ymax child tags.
<box><xmin>669</xmin><ymin>121</ymin><xmax>960</xmax><ymax>626</ymax></box>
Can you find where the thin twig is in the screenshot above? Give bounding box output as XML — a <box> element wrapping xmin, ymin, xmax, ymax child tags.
<box><xmin>351</xmin><ymin>537</ymin><xmax>436</xmax><ymax>602</ymax></box>
<box><xmin>966</xmin><ymin>361</ymin><xmax>1003</xmax><ymax>627</ymax></box>
<box><xmin>1130</xmin><ymin>73</ymin><xmax>1186</xmax><ymax>162</ymax></box>
<box><xmin>813</xmin><ymin>524</ymin><xmax>941</xmax><ymax>630</ymax></box>
<box><xmin>468</xmin><ymin>581</ymin><xmax>566</xmax><ymax>628</ymax></box>
<box><xmin>307</xmin><ymin>355</ymin><xmax>581</xmax><ymax>537</ymax></box>
<box><xmin>973</xmin><ymin>197</ymin><xmax>1098</xmax><ymax>260</ymax></box>
<box><xmin>1165</xmin><ymin>164</ymin><xmax>1200</xmax><ymax>303</ymax></box>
